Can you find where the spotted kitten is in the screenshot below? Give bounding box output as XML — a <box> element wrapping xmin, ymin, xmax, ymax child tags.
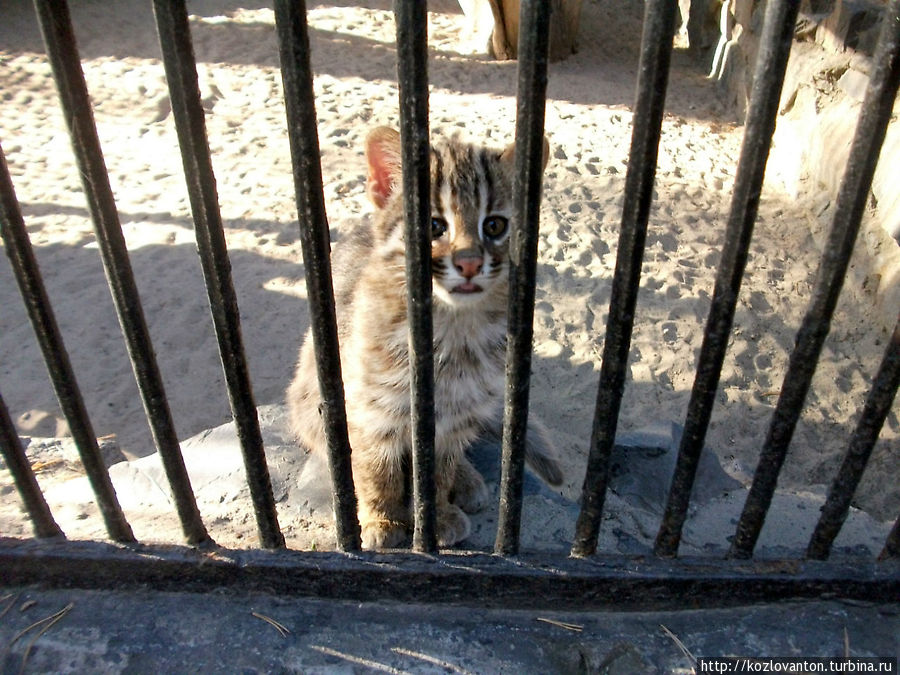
<box><xmin>287</xmin><ymin>126</ymin><xmax>561</xmax><ymax>549</ymax></box>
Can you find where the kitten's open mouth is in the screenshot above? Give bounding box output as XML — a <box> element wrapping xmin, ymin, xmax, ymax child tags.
<box><xmin>450</xmin><ymin>282</ymin><xmax>483</xmax><ymax>294</ymax></box>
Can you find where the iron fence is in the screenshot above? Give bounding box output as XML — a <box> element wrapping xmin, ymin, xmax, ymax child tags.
<box><xmin>1</xmin><ymin>0</ymin><xmax>898</xmax><ymax>608</ymax></box>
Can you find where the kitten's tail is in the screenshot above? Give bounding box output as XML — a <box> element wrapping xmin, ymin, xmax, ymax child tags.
<box><xmin>481</xmin><ymin>413</ymin><xmax>564</xmax><ymax>487</ymax></box>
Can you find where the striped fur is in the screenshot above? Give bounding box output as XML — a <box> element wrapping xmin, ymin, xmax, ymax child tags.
<box><xmin>287</xmin><ymin>127</ymin><xmax>559</xmax><ymax>549</ymax></box>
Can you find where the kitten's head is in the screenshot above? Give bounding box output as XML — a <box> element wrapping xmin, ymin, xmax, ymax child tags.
<box><xmin>365</xmin><ymin>126</ymin><xmax>549</xmax><ymax>308</ymax></box>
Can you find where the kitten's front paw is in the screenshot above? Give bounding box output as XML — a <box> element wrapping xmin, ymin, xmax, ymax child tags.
<box><xmin>453</xmin><ymin>468</ymin><xmax>490</xmax><ymax>514</ymax></box>
<box><xmin>436</xmin><ymin>505</ymin><xmax>471</xmax><ymax>548</ymax></box>
<box><xmin>360</xmin><ymin>519</ymin><xmax>407</xmax><ymax>550</ymax></box>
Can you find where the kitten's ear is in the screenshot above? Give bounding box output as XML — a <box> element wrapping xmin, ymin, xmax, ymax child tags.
<box><xmin>365</xmin><ymin>126</ymin><xmax>402</xmax><ymax>209</ymax></box>
<box><xmin>500</xmin><ymin>136</ymin><xmax>550</xmax><ymax>172</ymax></box>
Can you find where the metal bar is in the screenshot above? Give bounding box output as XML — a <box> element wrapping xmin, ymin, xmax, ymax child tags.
<box><xmin>2</xmin><ymin>538</ymin><xmax>898</xmax><ymax>610</ymax></box>
<box><xmin>570</xmin><ymin>0</ymin><xmax>678</xmax><ymax>558</ymax></box>
<box><xmin>730</xmin><ymin>0</ymin><xmax>900</xmax><ymax>560</ymax></box>
<box><xmin>0</xmin><ymin>390</ymin><xmax>64</xmax><ymax>539</ymax></box>
<box><xmin>394</xmin><ymin>0</ymin><xmax>437</xmax><ymax>553</ymax></box>
<box><xmin>881</xmin><ymin>516</ymin><xmax>899</xmax><ymax>561</ymax></box>
<box><xmin>32</xmin><ymin>0</ymin><xmax>211</xmax><ymax>547</ymax></box>
<box><xmin>152</xmin><ymin>0</ymin><xmax>284</xmax><ymax>551</ymax></box>
<box><xmin>273</xmin><ymin>0</ymin><xmax>360</xmax><ymax>551</ymax></box>
<box><xmin>654</xmin><ymin>0</ymin><xmax>801</xmax><ymax>558</ymax></box>
<box><xmin>494</xmin><ymin>0</ymin><xmax>552</xmax><ymax>556</ymax></box>
<box><xmin>1</xmin><ymin>143</ymin><xmax>133</xmax><ymax>542</ymax></box>
<box><xmin>807</xmin><ymin>316</ymin><xmax>900</xmax><ymax>560</ymax></box>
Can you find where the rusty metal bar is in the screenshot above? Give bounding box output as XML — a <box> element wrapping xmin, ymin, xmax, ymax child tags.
<box><xmin>152</xmin><ymin>0</ymin><xmax>284</xmax><ymax>550</ymax></box>
<box><xmin>494</xmin><ymin>0</ymin><xmax>552</xmax><ymax>556</ymax></box>
<box><xmin>273</xmin><ymin>0</ymin><xmax>361</xmax><ymax>551</ymax></box>
<box><xmin>654</xmin><ymin>0</ymin><xmax>801</xmax><ymax>558</ymax></box>
<box><xmin>394</xmin><ymin>0</ymin><xmax>437</xmax><ymax>553</ymax></box>
<box><xmin>0</xmin><ymin>389</ymin><xmax>64</xmax><ymax>539</ymax></box>
<box><xmin>32</xmin><ymin>0</ymin><xmax>211</xmax><ymax>547</ymax></box>
<box><xmin>807</xmin><ymin>316</ymin><xmax>900</xmax><ymax>560</ymax></box>
<box><xmin>881</xmin><ymin>516</ymin><xmax>899</xmax><ymax>561</ymax></box>
<box><xmin>570</xmin><ymin>0</ymin><xmax>678</xmax><ymax>558</ymax></box>
<box><xmin>1</xmin><ymin>143</ymin><xmax>132</xmax><ymax>542</ymax></box>
<box><xmin>730</xmin><ymin>0</ymin><xmax>900</xmax><ymax>559</ymax></box>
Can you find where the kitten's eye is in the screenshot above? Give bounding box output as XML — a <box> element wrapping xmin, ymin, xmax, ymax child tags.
<box><xmin>482</xmin><ymin>215</ymin><xmax>508</xmax><ymax>239</ymax></box>
<box><xmin>431</xmin><ymin>217</ymin><xmax>448</xmax><ymax>239</ymax></box>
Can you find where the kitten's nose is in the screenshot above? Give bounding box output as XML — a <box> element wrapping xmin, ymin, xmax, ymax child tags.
<box><xmin>453</xmin><ymin>252</ymin><xmax>483</xmax><ymax>280</ymax></box>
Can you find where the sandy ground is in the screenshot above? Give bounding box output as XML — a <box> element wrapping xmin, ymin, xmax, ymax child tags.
<box><xmin>1</xmin><ymin>0</ymin><xmax>896</xmax><ymax>549</ymax></box>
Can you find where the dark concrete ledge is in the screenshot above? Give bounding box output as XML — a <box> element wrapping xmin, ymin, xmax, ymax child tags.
<box><xmin>2</xmin><ymin>537</ymin><xmax>898</xmax><ymax>612</ymax></box>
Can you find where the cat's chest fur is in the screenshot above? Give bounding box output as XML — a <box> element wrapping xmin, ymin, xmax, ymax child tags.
<box><xmin>432</xmin><ymin>303</ymin><xmax>507</xmax><ymax>428</ymax></box>
<box><xmin>342</xmin><ymin>260</ymin><xmax>506</xmax><ymax>445</ymax></box>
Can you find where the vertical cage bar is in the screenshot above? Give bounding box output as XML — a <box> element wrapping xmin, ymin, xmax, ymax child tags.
<box><xmin>730</xmin><ymin>0</ymin><xmax>900</xmax><ymax>559</ymax></box>
<box><xmin>32</xmin><ymin>0</ymin><xmax>211</xmax><ymax>547</ymax></box>
<box><xmin>394</xmin><ymin>0</ymin><xmax>437</xmax><ymax>553</ymax></box>
<box><xmin>273</xmin><ymin>0</ymin><xmax>361</xmax><ymax>551</ymax></box>
<box><xmin>729</xmin><ymin>0</ymin><xmax>900</xmax><ymax>558</ymax></box>
<box><xmin>1</xmin><ymin>144</ymin><xmax>132</xmax><ymax>542</ymax></box>
<box><xmin>570</xmin><ymin>0</ymin><xmax>678</xmax><ymax>558</ymax></box>
<box><xmin>494</xmin><ymin>0</ymin><xmax>552</xmax><ymax>557</ymax></box>
<box><xmin>0</xmin><ymin>389</ymin><xmax>64</xmax><ymax>539</ymax></box>
<box><xmin>654</xmin><ymin>0</ymin><xmax>801</xmax><ymax>558</ymax></box>
<box><xmin>152</xmin><ymin>0</ymin><xmax>284</xmax><ymax>550</ymax></box>
<box><xmin>881</xmin><ymin>516</ymin><xmax>900</xmax><ymax>560</ymax></box>
<box><xmin>807</xmin><ymin>316</ymin><xmax>900</xmax><ymax>560</ymax></box>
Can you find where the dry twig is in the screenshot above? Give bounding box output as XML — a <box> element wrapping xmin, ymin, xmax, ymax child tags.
<box><xmin>536</xmin><ymin>616</ymin><xmax>584</xmax><ymax>632</ymax></box>
<box><xmin>2</xmin><ymin>602</ymin><xmax>74</xmax><ymax>675</ymax></box>
<box><xmin>0</xmin><ymin>594</ymin><xmax>17</xmax><ymax>621</ymax></box>
<box><xmin>31</xmin><ymin>459</ymin><xmax>65</xmax><ymax>474</ymax></box>
<box><xmin>251</xmin><ymin>611</ymin><xmax>290</xmax><ymax>638</ymax></box>
<box><xmin>19</xmin><ymin>603</ymin><xmax>74</xmax><ymax>674</ymax></box>
<box><xmin>660</xmin><ymin>624</ymin><xmax>698</xmax><ymax>672</ymax></box>
<box><xmin>391</xmin><ymin>647</ymin><xmax>475</xmax><ymax>675</ymax></box>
